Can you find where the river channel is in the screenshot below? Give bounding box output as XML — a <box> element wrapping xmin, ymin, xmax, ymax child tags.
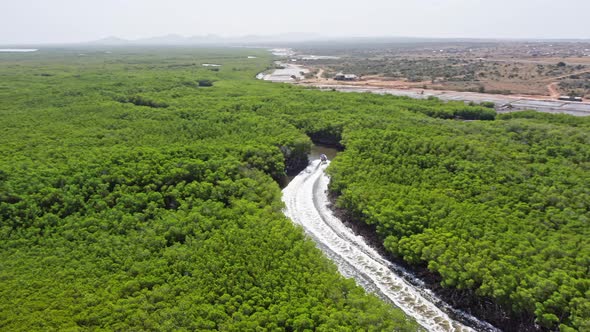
<box><xmin>281</xmin><ymin>148</ymin><xmax>500</xmax><ymax>331</ymax></box>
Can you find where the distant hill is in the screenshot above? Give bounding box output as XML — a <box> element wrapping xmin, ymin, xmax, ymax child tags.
<box><xmin>85</xmin><ymin>33</ymin><xmax>324</xmax><ymax>46</ymax></box>
<box><xmin>86</xmin><ymin>36</ymin><xmax>131</xmax><ymax>45</ymax></box>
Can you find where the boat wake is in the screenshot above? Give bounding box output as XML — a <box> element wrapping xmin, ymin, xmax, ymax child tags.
<box><xmin>282</xmin><ymin>160</ymin><xmax>500</xmax><ymax>332</ymax></box>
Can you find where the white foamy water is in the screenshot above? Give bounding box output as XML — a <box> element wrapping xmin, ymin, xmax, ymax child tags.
<box><xmin>0</xmin><ymin>49</ymin><xmax>38</xmax><ymax>52</ymax></box>
<box><xmin>282</xmin><ymin>160</ymin><xmax>500</xmax><ymax>332</ymax></box>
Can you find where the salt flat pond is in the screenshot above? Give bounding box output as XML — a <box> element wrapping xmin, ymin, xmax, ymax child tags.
<box><xmin>257</xmin><ymin>62</ymin><xmax>309</xmax><ymax>82</ymax></box>
<box><xmin>0</xmin><ymin>49</ymin><xmax>38</xmax><ymax>52</ymax></box>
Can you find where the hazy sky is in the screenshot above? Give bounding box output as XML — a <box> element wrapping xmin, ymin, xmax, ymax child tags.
<box><xmin>1</xmin><ymin>0</ymin><xmax>589</xmax><ymax>44</ymax></box>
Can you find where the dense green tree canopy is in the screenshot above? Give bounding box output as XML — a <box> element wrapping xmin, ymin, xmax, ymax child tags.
<box><xmin>328</xmin><ymin>111</ymin><xmax>590</xmax><ymax>331</ymax></box>
<box><xmin>0</xmin><ymin>48</ymin><xmax>420</xmax><ymax>331</ymax></box>
<box><xmin>1</xmin><ymin>47</ymin><xmax>588</xmax><ymax>331</ymax></box>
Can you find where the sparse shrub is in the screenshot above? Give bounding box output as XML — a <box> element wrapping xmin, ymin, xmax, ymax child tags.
<box><xmin>481</xmin><ymin>101</ymin><xmax>495</xmax><ymax>109</ymax></box>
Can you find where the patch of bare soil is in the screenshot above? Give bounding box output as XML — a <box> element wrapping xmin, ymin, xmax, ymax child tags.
<box><xmin>547</xmin><ymin>82</ymin><xmax>560</xmax><ymax>98</ymax></box>
<box><xmin>476</xmin><ymin>81</ymin><xmax>549</xmax><ymax>96</ymax></box>
<box><xmin>302</xmin><ymin>76</ymin><xmax>432</xmax><ymax>89</ymax></box>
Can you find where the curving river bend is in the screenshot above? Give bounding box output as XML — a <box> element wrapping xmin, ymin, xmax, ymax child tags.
<box><xmin>282</xmin><ymin>159</ymin><xmax>500</xmax><ymax>332</ymax></box>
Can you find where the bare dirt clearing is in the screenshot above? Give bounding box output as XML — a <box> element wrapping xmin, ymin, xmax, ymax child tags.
<box><xmin>293</xmin><ymin>41</ymin><xmax>590</xmax><ymax>100</ymax></box>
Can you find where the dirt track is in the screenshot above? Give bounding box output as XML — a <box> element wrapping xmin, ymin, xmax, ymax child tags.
<box><xmin>547</xmin><ymin>82</ymin><xmax>560</xmax><ymax>98</ymax></box>
<box><xmin>259</xmin><ymin>63</ymin><xmax>590</xmax><ymax>116</ymax></box>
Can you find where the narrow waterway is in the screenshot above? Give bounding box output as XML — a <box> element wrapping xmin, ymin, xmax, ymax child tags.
<box><xmin>282</xmin><ymin>158</ymin><xmax>500</xmax><ymax>332</ymax></box>
<box><xmin>280</xmin><ymin>145</ymin><xmax>339</xmax><ymax>188</ymax></box>
<box><xmin>307</xmin><ymin>144</ymin><xmax>339</xmax><ymax>161</ymax></box>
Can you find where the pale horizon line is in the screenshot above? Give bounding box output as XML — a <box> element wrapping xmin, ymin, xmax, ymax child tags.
<box><xmin>2</xmin><ymin>33</ymin><xmax>590</xmax><ymax>47</ymax></box>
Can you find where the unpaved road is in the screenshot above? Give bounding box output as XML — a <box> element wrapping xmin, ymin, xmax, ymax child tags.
<box><xmin>547</xmin><ymin>82</ymin><xmax>560</xmax><ymax>98</ymax></box>
<box><xmin>316</xmin><ymin>68</ymin><xmax>325</xmax><ymax>80</ymax></box>
<box><xmin>302</xmin><ymin>82</ymin><xmax>590</xmax><ymax>116</ymax></box>
<box><xmin>258</xmin><ymin>63</ymin><xmax>590</xmax><ymax>116</ymax></box>
<box><xmin>542</xmin><ymin>68</ymin><xmax>590</xmax><ymax>99</ymax></box>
